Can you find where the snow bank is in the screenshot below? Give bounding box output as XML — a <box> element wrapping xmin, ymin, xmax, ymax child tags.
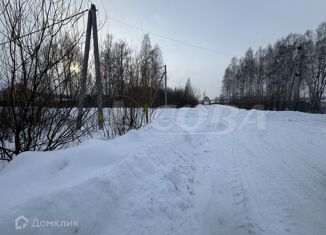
<box><xmin>0</xmin><ymin>105</ymin><xmax>325</xmax><ymax>235</ymax></box>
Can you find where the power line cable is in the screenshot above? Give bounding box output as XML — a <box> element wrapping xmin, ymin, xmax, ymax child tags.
<box><xmin>108</xmin><ymin>16</ymin><xmax>234</xmax><ymax>56</ymax></box>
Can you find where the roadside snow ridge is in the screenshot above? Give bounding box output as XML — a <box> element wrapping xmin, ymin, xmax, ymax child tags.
<box><xmin>0</xmin><ymin>105</ymin><xmax>325</xmax><ymax>235</ymax></box>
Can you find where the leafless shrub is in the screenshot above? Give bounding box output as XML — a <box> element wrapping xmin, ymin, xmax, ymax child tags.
<box><xmin>0</xmin><ymin>0</ymin><xmax>94</xmax><ymax>161</ymax></box>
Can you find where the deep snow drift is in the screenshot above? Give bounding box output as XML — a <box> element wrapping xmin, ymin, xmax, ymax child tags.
<box><xmin>0</xmin><ymin>105</ymin><xmax>326</xmax><ymax>235</ymax></box>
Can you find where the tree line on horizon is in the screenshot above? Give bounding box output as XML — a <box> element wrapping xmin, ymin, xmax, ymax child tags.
<box><xmin>0</xmin><ymin>33</ymin><xmax>200</xmax><ymax>109</ymax></box>
<box><xmin>221</xmin><ymin>22</ymin><xmax>326</xmax><ymax>113</ymax></box>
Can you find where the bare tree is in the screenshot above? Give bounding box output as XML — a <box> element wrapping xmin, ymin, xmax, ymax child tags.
<box><xmin>99</xmin><ymin>34</ymin><xmax>169</xmax><ymax>138</ymax></box>
<box><xmin>0</xmin><ymin>0</ymin><xmax>94</xmax><ymax>161</ymax></box>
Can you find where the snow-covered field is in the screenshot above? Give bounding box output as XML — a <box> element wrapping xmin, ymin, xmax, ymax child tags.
<box><xmin>0</xmin><ymin>105</ymin><xmax>325</xmax><ymax>235</ymax></box>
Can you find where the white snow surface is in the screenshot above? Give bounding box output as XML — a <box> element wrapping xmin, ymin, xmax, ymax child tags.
<box><xmin>0</xmin><ymin>105</ymin><xmax>326</xmax><ymax>235</ymax></box>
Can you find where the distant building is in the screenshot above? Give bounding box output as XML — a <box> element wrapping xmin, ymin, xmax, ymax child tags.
<box><xmin>202</xmin><ymin>96</ymin><xmax>211</xmax><ymax>105</ymax></box>
<box><xmin>166</xmin><ymin>104</ymin><xmax>177</xmax><ymax>108</ymax></box>
<box><xmin>113</xmin><ymin>99</ymin><xmax>124</xmax><ymax>108</ymax></box>
<box><xmin>252</xmin><ymin>104</ymin><xmax>265</xmax><ymax>110</ymax></box>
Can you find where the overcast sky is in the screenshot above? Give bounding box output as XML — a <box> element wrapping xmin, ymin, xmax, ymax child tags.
<box><xmin>92</xmin><ymin>0</ymin><xmax>326</xmax><ymax>98</ymax></box>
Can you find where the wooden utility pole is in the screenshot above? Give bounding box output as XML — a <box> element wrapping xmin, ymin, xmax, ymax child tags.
<box><xmin>77</xmin><ymin>9</ymin><xmax>92</xmax><ymax>129</ymax></box>
<box><xmin>288</xmin><ymin>46</ymin><xmax>304</xmax><ymax>111</ymax></box>
<box><xmin>91</xmin><ymin>4</ymin><xmax>104</xmax><ymax>129</ymax></box>
<box><xmin>288</xmin><ymin>45</ymin><xmax>320</xmax><ymax>112</ymax></box>
<box><xmin>77</xmin><ymin>4</ymin><xmax>104</xmax><ymax>130</ymax></box>
<box><xmin>164</xmin><ymin>65</ymin><xmax>167</xmax><ymax>108</ymax></box>
<box><xmin>292</xmin><ymin>46</ymin><xmax>303</xmax><ymax>111</ymax></box>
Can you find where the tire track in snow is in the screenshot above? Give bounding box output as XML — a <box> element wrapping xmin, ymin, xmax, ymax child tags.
<box><xmin>229</xmin><ymin>133</ymin><xmax>261</xmax><ymax>235</ymax></box>
<box><xmin>234</xmin><ymin>132</ymin><xmax>301</xmax><ymax>234</ymax></box>
<box><xmin>264</xmin><ymin>131</ymin><xmax>326</xmax><ymax>202</ymax></box>
<box><xmin>257</xmin><ymin>134</ymin><xmax>326</xmax><ymax>234</ymax></box>
<box><xmin>119</xmin><ymin>129</ymin><xmax>200</xmax><ymax>234</ymax></box>
<box><xmin>163</xmin><ymin>131</ymin><xmax>200</xmax><ymax>234</ymax></box>
<box><xmin>190</xmin><ymin>134</ymin><xmax>234</xmax><ymax>235</ymax></box>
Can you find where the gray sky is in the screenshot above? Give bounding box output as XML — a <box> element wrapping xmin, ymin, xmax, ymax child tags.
<box><xmin>92</xmin><ymin>0</ymin><xmax>326</xmax><ymax>98</ymax></box>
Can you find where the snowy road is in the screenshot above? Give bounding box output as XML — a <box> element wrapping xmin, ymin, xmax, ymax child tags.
<box><xmin>0</xmin><ymin>105</ymin><xmax>326</xmax><ymax>235</ymax></box>
<box><xmin>191</xmin><ymin>116</ymin><xmax>326</xmax><ymax>235</ymax></box>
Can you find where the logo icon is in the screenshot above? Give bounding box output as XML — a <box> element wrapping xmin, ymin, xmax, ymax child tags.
<box><xmin>15</xmin><ymin>215</ymin><xmax>29</xmax><ymax>230</ymax></box>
